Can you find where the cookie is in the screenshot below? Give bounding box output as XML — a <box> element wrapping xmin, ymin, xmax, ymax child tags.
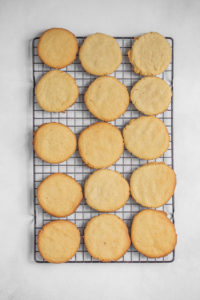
<box><xmin>33</xmin><ymin>122</ymin><xmax>76</xmax><ymax>163</ymax></box>
<box><xmin>37</xmin><ymin>173</ymin><xmax>83</xmax><ymax>217</ymax></box>
<box><xmin>37</xmin><ymin>28</ymin><xmax>78</xmax><ymax>69</ymax></box>
<box><xmin>130</xmin><ymin>163</ymin><xmax>176</xmax><ymax>208</ymax></box>
<box><xmin>84</xmin><ymin>76</ymin><xmax>129</xmax><ymax>121</ymax></box>
<box><xmin>123</xmin><ymin>116</ymin><xmax>169</xmax><ymax>160</ymax></box>
<box><xmin>84</xmin><ymin>214</ymin><xmax>131</xmax><ymax>261</ymax></box>
<box><xmin>79</xmin><ymin>33</ymin><xmax>122</xmax><ymax>75</ymax></box>
<box><xmin>128</xmin><ymin>32</ymin><xmax>171</xmax><ymax>75</ymax></box>
<box><xmin>78</xmin><ymin>122</ymin><xmax>124</xmax><ymax>169</ymax></box>
<box><xmin>36</xmin><ymin>70</ymin><xmax>79</xmax><ymax>112</ymax></box>
<box><xmin>130</xmin><ymin>77</ymin><xmax>172</xmax><ymax>115</ymax></box>
<box><xmin>131</xmin><ymin>210</ymin><xmax>177</xmax><ymax>258</ymax></box>
<box><xmin>84</xmin><ymin>169</ymin><xmax>129</xmax><ymax>212</ymax></box>
<box><xmin>38</xmin><ymin>220</ymin><xmax>80</xmax><ymax>263</ymax></box>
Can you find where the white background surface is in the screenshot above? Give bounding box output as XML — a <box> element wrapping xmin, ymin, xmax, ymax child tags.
<box><xmin>0</xmin><ymin>0</ymin><xmax>200</xmax><ymax>299</ymax></box>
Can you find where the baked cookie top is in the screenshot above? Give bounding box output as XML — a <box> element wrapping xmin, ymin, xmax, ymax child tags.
<box><xmin>123</xmin><ymin>116</ymin><xmax>169</xmax><ymax>160</ymax></box>
<box><xmin>130</xmin><ymin>162</ymin><xmax>176</xmax><ymax>208</ymax></box>
<box><xmin>33</xmin><ymin>122</ymin><xmax>76</xmax><ymax>164</ymax></box>
<box><xmin>131</xmin><ymin>210</ymin><xmax>177</xmax><ymax>258</ymax></box>
<box><xmin>84</xmin><ymin>76</ymin><xmax>129</xmax><ymax>121</ymax></box>
<box><xmin>38</xmin><ymin>220</ymin><xmax>80</xmax><ymax>263</ymax></box>
<box><xmin>128</xmin><ymin>32</ymin><xmax>171</xmax><ymax>76</ymax></box>
<box><xmin>130</xmin><ymin>77</ymin><xmax>172</xmax><ymax>115</ymax></box>
<box><xmin>84</xmin><ymin>214</ymin><xmax>131</xmax><ymax>262</ymax></box>
<box><xmin>36</xmin><ymin>70</ymin><xmax>79</xmax><ymax>112</ymax></box>
<box><xmin>84</xmin><ymin>169</ymin><xmax>129</xmax><ymax>212</ymax></box>
<box><xmin>37</xmin><ymin>28</ymin><xmax>78</xmax><ymax>69</ymax></box>
<box><xmin>37</xmin><ymin>173</ymin><xmax>83</xmax><ymax>217</ymax></box>
<box><xmin>79</xmin><ymin>33</ymin><xmax>122</xmax><ymax>75</ymax></box>
<box><xmin>78</xmin><ymin>122</ymin><xmax>124</xmax><ymax>169</ymax></box>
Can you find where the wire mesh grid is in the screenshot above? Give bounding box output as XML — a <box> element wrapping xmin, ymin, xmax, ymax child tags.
<box><xmin>32</xmin><ymin>36</ymin><xmax>174</xmax><ymax>263</ymax></box>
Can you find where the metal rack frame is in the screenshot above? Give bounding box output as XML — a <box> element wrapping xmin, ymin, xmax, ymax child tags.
<box><xmin>32</xmin><ymin>36</ymin><xmax>174</xmax><ymax>263</ymax></box>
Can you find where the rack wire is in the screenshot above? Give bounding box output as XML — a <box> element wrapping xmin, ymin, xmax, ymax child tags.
<box><xmin>32</xmin><ymin>36</ymin><xmax>174</xmax><ymax>263</ymax></box>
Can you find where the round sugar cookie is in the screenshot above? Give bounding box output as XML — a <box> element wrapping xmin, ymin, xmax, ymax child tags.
<box><xmin>84</xmin><ymin>214</ymin><xmax>131</xmax><ymax>262</ymax></box>
<box><xmin>33</xmin><ymin>122</ymin><xmax>76</xmax><ymax>164</ymax></box>
<box><xmin>123</xmin><ymin>116</ymin><xmax>169</xmax><ymax>160</ymax></box>
<box><xmin>128</xmin><ymin>32</ymin><xmax>171</xmax><ymax>75</ymax></box>
<box><xmin>84</xmin><ymin>169</ymin><xmax>129</xmax><ymax>212</ymax></box>
<box><xmin>130</xmin><ymin>163</ymin><xmax>176</xmax><ymax>208</ymax></box>
<box><xmin>78</xmin><ymin>122</ymin><xmax>124</xmax><ymax>169</ymax></box>
<box><xmin>130</xmin><ymin>77</ymin><xmax>172</xmax><ymax>115</ymax></box>
<box><xmin>37</xmin><ymin>28</ymin><xmax>78</xmax><ymax>69</ymax></box>
<box><xmin>79</xmin><ymin>33</ymin><xmax>122</xmax><ymax>75</ymax></box>
<box><xmin>84</xmin><ymin>76</ymin><xmax>129</xmax><ymax>121</ymax></box>
<box><xmin>131</xmin><ymin>210</ymin><xmax>177</xmax><ymax>258</ymax></box>
<box><xmin>38</xmin><ymin>220</ymin><xmax>80</xmax><ymax>263</ymax></box>
<box><xmin>37</xmin><ymin>173</ymin><xmax>83</xmax><ymax>217</ymax></box>
<box><xmin>36</xmin><ymin>70</ymin><xmax>79</xmax><ymax>112</ymax></box>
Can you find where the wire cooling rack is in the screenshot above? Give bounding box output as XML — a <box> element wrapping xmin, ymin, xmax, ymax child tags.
<box><xmin>32</xmin><ymin>36</ymin><xmax>174</xmax><ymax>263</ymax></box>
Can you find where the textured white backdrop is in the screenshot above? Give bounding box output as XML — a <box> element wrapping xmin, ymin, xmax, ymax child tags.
<box><xmin>0</xmin><ymin>0</ymin><xmax>200</xmax><ymax>299</ymax></box>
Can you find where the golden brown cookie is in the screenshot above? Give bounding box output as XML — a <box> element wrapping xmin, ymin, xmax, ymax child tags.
<box><xmin>84</xmin><ymin>76</ymin><xmax>129</xmax><ymax>121</ymax></box>
<box><xmin>36</xmin><ymin>70</ymin><xmax>79</xmax><ymax>112</ymax></box>
<box><xmin>37</xmin><ymin>173</ymin><xmax>83</xmax><ymax>217</ymax></box>
<box><xmin>84</xmin><ymin>214</ymin><xmax>131</xmax><ymax>261</ymax></box>
<box><xmin>78</xmin><ymin>122</ymin><xmax>124</xmax><ymax>169</ymax></box>
<box><xmin>33</xmin><ymin>122</ymin><xmax>76</xmax><ymax>164</ymax></box>
<box><xmin>84</xmin><ymin>169</ymin><xmax>129</xmax><ymax>212</ymax></box>
<box><xmin>79</xmin><ymin>33</ymin><xmax>122</xmax><ymax>75</ymax></box>
<box><xmin>38</xmin><ymin>220</ymin><xmax>80</xmax><ymax>263</ymax></box>
<box><xmin>37</xmin><ymin>28</ymin><xmax>78</xmax><ymax>69</ymax></box>
<box><xmin>130</xmin><ymin>77</ymin><xmax>172</xmax><ymax>115</ymax></box>
<box><xmin>123</xmin><ymin>116</ymin><xmax>170</xmax><ymax>160</ymax></box>
<box><xmin>130</xmin><ymin>163</ymin><xmax>176</xmax><ymax>208</ymax></box>
<box><xmin>131</xmin><ymin>209</ymin><xmax>177</xmax><ymax>258</ymax></box>
<box><xmin>128</xmin><ymin>32</ymin><xmax>171</xmax><ymax>75</ymax></box>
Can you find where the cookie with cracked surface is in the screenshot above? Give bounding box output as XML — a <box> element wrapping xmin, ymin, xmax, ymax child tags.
<box><xmin>130</xmin><ymin>162</ymin><xmax>176</xmax><ymax>208</ymax></box>
<box><xmin>128</xmin><ymin>32</ymin><xmax>171</xmax><ymax>76</ymax></box>
<box><xmin>84</xmin><ymin>169</ymin><xmax>129</xmax><ymax>212</ymax></box>
<box><xmin>37</xmin><ymin>173</ymin><xmax>83</xmax><ymax>217</ymax></box>
<box><xmin>33</xmin><ymin>122</ymin><xmax>76</xmax><ymax>164</ymax></box>
<box><xmin>130</xmin><ymin>77</ymin><xmax>172</xmax><ymax>115</ymax></box>
<box><xmin>123</xmin><ymin>116</ymin><xmax>169</xmax><ymax>160</ymax></box>
<box><xmin>37</xmin><ymin>28</ymin><xmax>78</xmax><ymax>69</ymax></box>
<box><xmin>78</xmin><ymin>122</ymin><xmax>124</xmax><ymax>169</ymax></box>
<box><xmin>131</xmin><ymin>209</ymin><xmax>177</xmax><ymax>258</ymax></box>
<box><xmin>79</xmin><ymin>33</ymin><xmax>122</xmax><ymax>75</ymax></box>
<box><xmin>36</xmin><ymin>70</ymin><xmax>79</xmax><ymax>112</ymax></box>
<box><xmin>38</xmin><ymin>220</ymin><xmax>80</xmax><ymax>263</ymax></box>
<box><xmin>84</xmin><ymin>76</ymin><xmax>129</xmax><ymax>121</ymax></box>
<box><xmin>84</xmin><ymin>214</ymin><xmax>131</xmax><ymax>262</ymax></box>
